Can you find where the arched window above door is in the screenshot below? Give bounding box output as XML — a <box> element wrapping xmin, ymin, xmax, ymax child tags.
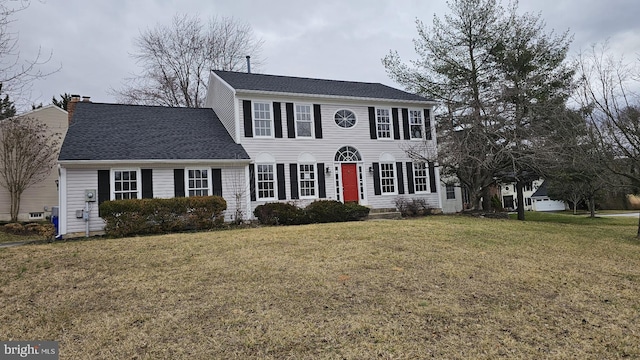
<box><xmin>334</xmin><ymin>146</ymin><xmax>362</xmax><ymax>162</ymax></box>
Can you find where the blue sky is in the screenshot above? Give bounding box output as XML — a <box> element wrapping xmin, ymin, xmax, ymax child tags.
<box><xmin>11</xmin><ymin>0</ymin><xmax>640</xmax><ymax>107</ymax></box>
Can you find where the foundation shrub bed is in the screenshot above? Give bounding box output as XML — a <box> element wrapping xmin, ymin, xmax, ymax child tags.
<box><xmin>254</xmin><ymin>200</ymin><xmax>370</xmax><ymax>225</ymax></box>
<box><xmin>394</xmin><ymin>197</ymin><xmax>435</xmax><ymax>217</ymax></box>
<box><xmin>100</xmin><ymin>196</ymin><xmax>226</xmax><ymax>237</ymax></box>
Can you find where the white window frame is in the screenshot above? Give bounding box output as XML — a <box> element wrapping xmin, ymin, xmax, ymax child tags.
<box><xmin>185</xmin><ymin>168</ymin><xmax>212</xmax><ymax>197</ymax></box>
<box><xmin>111</xmin><ymin>168</ymin><xmax>141</xmax><ymax>200</ymax></box>
<box><xmin>376</xmin><ymin>107</ymin><xmax>392</xmax><ymax>139</ymax></box>
<box><xmin>295</xmin><ymin>103</ymin><xmax>314</xmax><ymax>138</ymax></box>
<box><xmin>379</xmin><ymin>163</ymin><xmax>396</xmax><ymax>195</ymax></box>
<box><xmin>409</xmin><ymin>109</ymin><xmax>424</xmax><ymax>140</ymax></box>
<box><xmin>413</xmin><ymin>162</ymin><xmax>429</xmax><ymax>193</ymax></box>
<box><xmin>253</xmin><ymin>101</ymin><xmax>273</xmax><ymax>138</ymax></box>
<box><xmin>446</xmin><ymin>184</ymin><xmax>456</xmax><ymax>199</ymax></box>
<box><xmin>256</xmin><ymin>163</ymin><xmax>276</xmax><ymax>201</ymax></box>
<box><xmin>334</xmin><ymin>109</ymin><xmax>357</xmax><ymax>129</ymax></box>
<box><xmin>298</xmin><ymin>163</ymin><xmax>317</xmax><ymax>199</ymax></box>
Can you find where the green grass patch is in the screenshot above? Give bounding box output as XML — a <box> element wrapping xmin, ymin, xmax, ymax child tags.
<box><xmin>509</xmin><ymin>211</ymin><xmax>639</xmax><ymax>226</ymax></box>
<box><xmin>1</xmin><ymin>216</ymin><xmax>639</xmax><ymax>359</ymax></box>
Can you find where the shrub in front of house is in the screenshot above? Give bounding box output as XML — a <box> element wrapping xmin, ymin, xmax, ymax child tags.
<box><xmin>394</xmin><ymin>197</ymin><xmax>435</xmax><ymax>217</ymax></box>
<box><xmin>253</xmin><ymin>202</ymin><xmax>307</xmax><ymax>225</ymax></box>
<box><xmin>100</xmin><ymin>196</ymin><xmax>226</xmax><ymax>237</ymax></box>
<box><xmin>254</xmin><ymin>200</ymin><xmax>370</xmax><ymax>226</ymax></box>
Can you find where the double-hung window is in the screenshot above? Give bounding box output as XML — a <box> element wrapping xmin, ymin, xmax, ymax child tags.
<box><xmin>187</xmin><ymin>169</ymin><xmax>210</xmax><ymax>196</ymax></box>
<box><xmin>299</xmin><ymin>164</ymin><xmax>316</xmax><ymax>198</ymax></box>
<box><xmin>256</xmin><ymin>164</ymin><xmax>276</xmax><ymax>200</ymax></box>
<box><xmin>253</xmin><ymin>102</ymin><xmax>272</xmax><ymax>137</ymax></box>
<box><xmin>380</xmin><ymin>163</ymin><xmax>395</xmax><ymax>194</ymax></box>
<box><xmin>413</xmin><ymin>162</ymin><xmax>429</xmax><ymax>193</ymax></box>
<box><xmin>113</xmin><ymin>169</ymin><xmax>140</xmax><ymax>200</ymax></box>
<box><xmin>295</xmin><ymin>104</ymin><xmax>313</xmax><ymax>138</ymax></box>
<box><xmin>409</xmin><ymin>110</ymin><xmax>424</xmax><ymax>139</ymax></box>
<box><xmin>376</xmin><ymin>108</ymin><xmax>392</xmax><ymax>139</ymax></box>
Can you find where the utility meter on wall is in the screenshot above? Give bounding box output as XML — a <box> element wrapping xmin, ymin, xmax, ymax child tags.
<box><xmin>85</xmin><ymin>189</ymin><xmax>96</xmax><ymax>202</ymax></box>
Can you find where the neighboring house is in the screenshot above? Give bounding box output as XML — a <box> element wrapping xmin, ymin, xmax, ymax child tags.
<box><xmin>58</xmin><ymin>71</ymin><xmax>439</xmax><ymax>237</ymax></box>
<box><xmin>529</xmin><ymin>181</ymin><xmax>566</xmax><ymax>211</ymax></box>
<box><xmin>0</xmin><ymin>105</ymin><xmax>68</xmax><ymax>222</ymax></box>
<box><xmin>499</xmin><ymin>179</ymin><xmax>566</xmax><ymax>211</ymax></box>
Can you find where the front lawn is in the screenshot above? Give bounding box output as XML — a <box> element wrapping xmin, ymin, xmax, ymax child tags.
<box><xmin>1</xmin><ymin>215</ymin><xmax>639</xmax><ymax>359</ymax></box>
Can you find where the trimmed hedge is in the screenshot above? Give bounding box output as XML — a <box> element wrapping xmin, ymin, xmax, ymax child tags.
<box><xmin>100</xmin><ymin>196</ymin><xmax>226</xmax><ymax>237</ymax></box>
<box><xmin>254</xmin><ymin>200</ymin><xmax>370</xmax><ymax>226</ymax></box>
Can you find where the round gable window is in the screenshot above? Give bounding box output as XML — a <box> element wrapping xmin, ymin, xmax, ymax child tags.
<box><xmin>334</xmin><ymin>109</ymin><xmax>356</xmax><ymax>128</ymax></box>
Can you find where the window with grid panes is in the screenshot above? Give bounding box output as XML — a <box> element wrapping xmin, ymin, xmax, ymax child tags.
<box><xmin>187</xmin><ymin>169</ymin><xmax>209</xmax><ymax>196</ymax></box>
<box><xmin>253</xmin><ymin>102</ymin><xmax>272</xmax><ymax>137</ymax></box>
<box><xmin>299</xmin><ymin>164</ymin><xmax>316</xmax><ymax>197</ymax></box>
<box><xmin>380</xmin><ymin>163</ymin><xmax>395</xmax><ymax>194</ymax></box>
<box><xmin>295</xmin><ymin>104</ymin><xmax>313</xmax><ymax>137</ymax></box>
<box><xmin>376</xmin><ymin>108</ymin><xmax>391</xmax><ymax>138</ymax></box>
<box><xmin>409</xmin><ymin>110</ymin><xmax>423</xmax><ymax>139</ymax></box>
<box><xmin>257</xmin><ymin>164</ymin><xmax>275</xmax><ymax>199</ymax></box>
<box><xmin>114</xmin><ymin>170</ymin><xmax>138</xmax><ymax>200</ymax></box>
<box><xmin>413</xmin><ymin>162</ymin><xmax>429</xmax><ymax>193</ymax></box>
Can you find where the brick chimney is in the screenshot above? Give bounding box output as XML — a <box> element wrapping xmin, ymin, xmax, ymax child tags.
<box><xmin>67</xmin><ymin>94</ymin><xmax>81</xmax><ymax>125</ymax></box>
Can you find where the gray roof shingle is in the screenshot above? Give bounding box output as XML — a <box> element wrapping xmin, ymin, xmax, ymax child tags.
<box><xmin>59</xmin><ymin>102</ymin><xmax>249</xmax><ymax>161</ymax></box>
<box><xmin>214</xmin><ymin>70</ymin><xmax>432</xmax><ymax>102</ymax></box>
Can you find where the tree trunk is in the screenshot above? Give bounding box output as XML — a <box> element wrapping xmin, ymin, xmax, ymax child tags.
<box><xmin>516</xmin><ymin>181</ymin><xmax>525</xmax><ymax>221</ymax></box>
<box><xmin>481</xmin><ymin>187</ymin><xmax>492</xmax><ymax>211</ymax></box>
<box><xmin>573</xmin><ymin>201</ymin><xmax>577</xmax><ymax>215</ymax></box>
<box><xmin>10</xmin><ymin>190</ymin><xmax>21</xmax><ymax>222</ymax></box>
<box><xmin>589</xmin><ymin>196</ymin><xmax>595</xmax><ymax>218</ymax></box>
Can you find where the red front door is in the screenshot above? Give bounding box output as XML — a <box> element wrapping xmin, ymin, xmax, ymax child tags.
<box><xmin>341</xmin><ymin>163</ymin><xmax>359</xmax><ymax>203</ymax></box>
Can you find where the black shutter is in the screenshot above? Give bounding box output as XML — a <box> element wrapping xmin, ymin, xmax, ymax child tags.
<box><xmin>286</xmin><ymin>102</ymin><xmax>295</xmax><ymax>138</ymax></box>
<box><xmin>396</xmin><ymin>162</ymin><xmax>404</xmax><ymax>195</ymax></box>
<box><xmin>406</xmin><ymin>162</ymin><xmax>415</xmax><ymax>194</ymax></box>
<box><xmin>317</xmin><ymin>163</ymin><xmax>326</xmax><ymax>198</ymax></box>
<box><xmin>97</xmin><ymin>170</ymin><xmax>110</xmax><ymax>205</ymax></box>
<box><xmin>313</xmin><ymin>104</ymin><xmax>323</xmax><ymax>139</ymax></box>
<box><xmin>424</xmin><ymin>108</ymin><xmax>432</xmax><ymax>140</ymax></box>
<box><xmin>368</xmin><ymin>107</ymin><xmax>377</xmax><ymax>139</ymax></box>
<box><xmin>402</xmin><ymin>108</ymin><xmax>410</xmax><ymax>140</ymax></box>
<box><xmin>373</xmin><ymin>162</ymin><xmax>381</xmax><ymax>195</ymax></box>
<box><xmin>277</xmin><ymin>164</ymin><xmax>286</xmax><ymax>200</ymax></box>
<box><xmin>392</xmin><ymin>108</ymin><xmax>400</xmax><ymax>140</ymax></box>
<box><xmin>249</xmin><ymin>164</ymin><xmax>256</xmax><ymax>201</ymax></box>
<box><xmin>141</xmin><ymin>169</ymin><xmax>153</xmax><ymax>199</ymax></box>
<box><xmin>429</xmin><ymin>161</ymin><xmax>437</xmax><ymax>193</ymax></box>
<box><xmin>212</xmin><ymin>168</ymin><xmax>222</xmax><ymax>197</ymax></box>
<box><xmin>290</xmin><ymin>163</ymin><xmax>299</xmax><ymax>199</ymax></box>
<box><xmin>243</xmin><ymin>100</ymin><xmax>253</xmax><ymax>138</ymax></box>
<box><xmin>273</xmin><ymin>102</ymin><xmax>283</xmax><ymax>138</ymax></box>
<box><xmin>174</xmin><ymin>169</ymin><xmax>185</xmax><ymax>197</ymax></box>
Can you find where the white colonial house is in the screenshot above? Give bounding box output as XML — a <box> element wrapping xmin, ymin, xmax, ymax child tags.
<box><xmin>499</xmin><ymin>179</ymin><xmax>566</xmax><ymax>211</ymax></box>
<box><xmin>57</xmin><ymin>71</ymin><xmax>440</xmax><ymax>237</ymax></box>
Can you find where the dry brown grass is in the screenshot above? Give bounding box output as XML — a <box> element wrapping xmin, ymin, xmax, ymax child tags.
<box><xmin>1</xmin><ymin>216</ymin><xmax>639</xmax><ymax>359</ymax></box>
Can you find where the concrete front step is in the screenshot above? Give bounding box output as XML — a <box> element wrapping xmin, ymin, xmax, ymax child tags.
<box><xmin>367</xmin><ymin>211</ymin><xmax>402</xmax><ymax>220</ymax></box>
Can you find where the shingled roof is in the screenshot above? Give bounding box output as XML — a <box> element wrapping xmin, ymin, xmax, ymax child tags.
<box><xmin>213</xmin><ymin>70</ymin><xmax>432</xmax><ymax>102</ymax></box>
<box><xmin>59</xmin><ymin>102</ymin><xmax>249</xmax><ymax>161</ymax></box>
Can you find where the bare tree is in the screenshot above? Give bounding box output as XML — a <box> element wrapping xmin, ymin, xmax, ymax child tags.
<box><xmin>576</xmin><ymin>42</ymin><xmax>640</xmax><ymax>237</ymax></box>
<box><xmin>0</xmin><ymin>1</ymin><xmax>57</xmax><ymax>105</ymax></box>
<box><xmin>0</xmin><ymin>115</ymin><xmax>61</xmax><ymax>222</ymax></box>
<box><xmin>113</xmin><ymin>15</ymin><xmax>264</xmax><ymax>108</ymax></box>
